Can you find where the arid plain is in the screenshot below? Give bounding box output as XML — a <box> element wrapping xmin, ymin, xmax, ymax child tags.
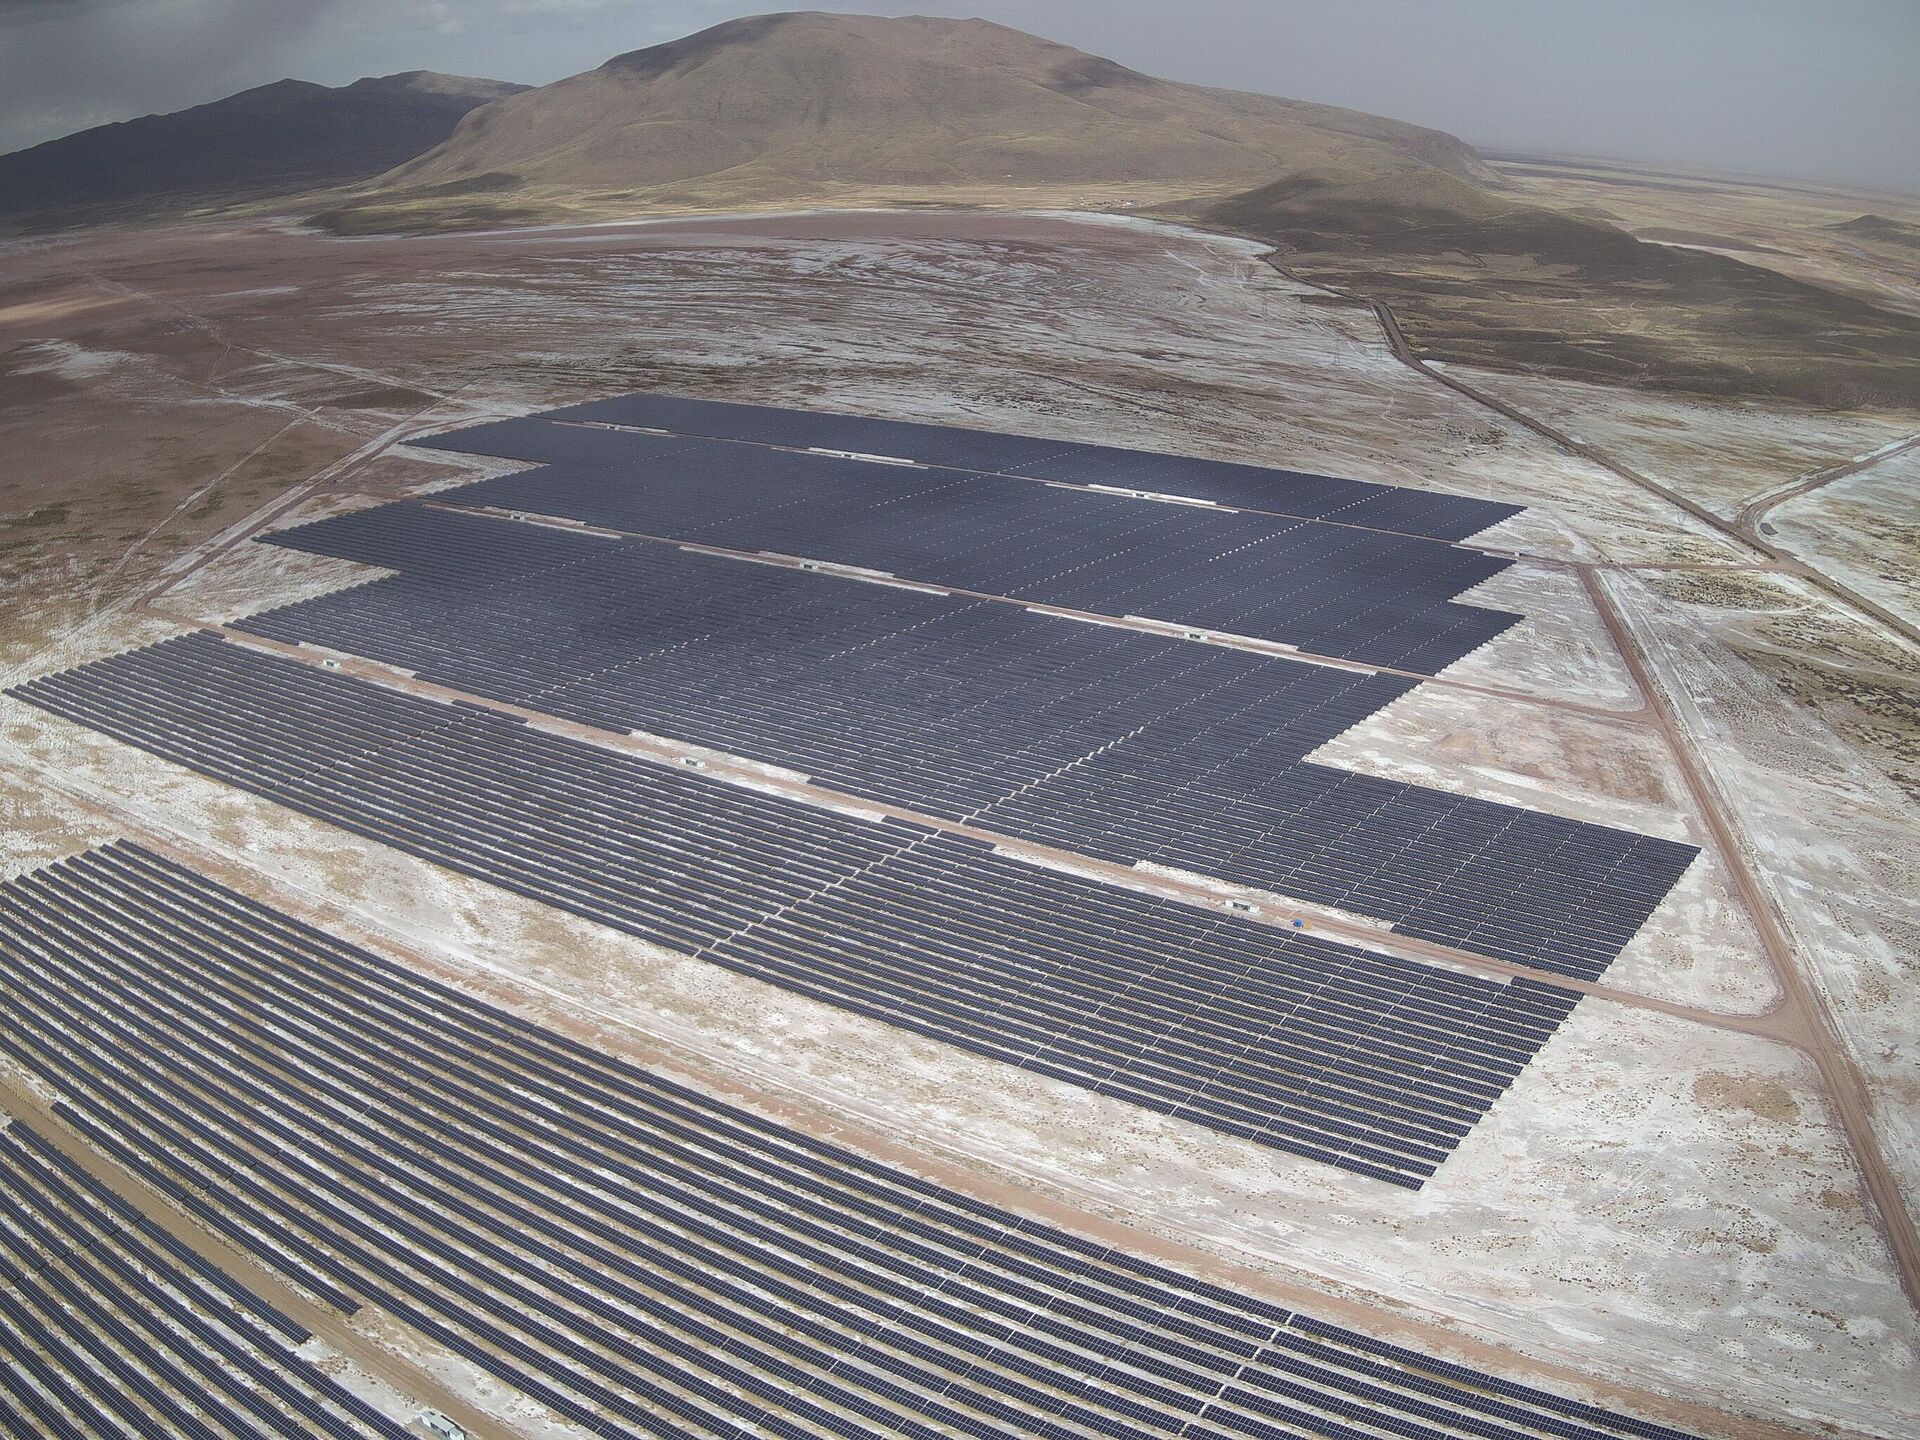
<box><xmin>2</xmin><ymin>191</ymin><xmax>1918</xmax><ymax>1439</ymax></box>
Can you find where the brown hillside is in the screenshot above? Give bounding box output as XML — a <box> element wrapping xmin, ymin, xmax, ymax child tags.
<box><xmin>300</xmin><ymin>10</ymin><xmax>1920</xmax><ymax>411</ymax></box>
<box><xmin>1831</xmin><ymin>213</ymin><xmax>1920</xmax><ymax>252</ymax></box>
<box><xmin>318</xmin><ymin>10</ymin><xmax>1495</xmax><ymax>230</ymax></box>
<box><xmin>1205</xmin><ymin>170</ymin><xmax>1642</xmax><ymax>263</ymax></box>
<box><xmin>1196</xmin><ymin>174</ymin><xmax>1920</xmax><ymax>409</ymax></box>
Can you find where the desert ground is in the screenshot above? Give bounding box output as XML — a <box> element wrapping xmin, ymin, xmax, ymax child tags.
<box><xmin>2</xmin><ymin>201</ymin><xmax>1917</xmax><ymax>1438</ymax></box>
<box><xmin>1493</xmin><ymin>155</ymin><xmax>1920</xmax><ymax>319</ymax></box>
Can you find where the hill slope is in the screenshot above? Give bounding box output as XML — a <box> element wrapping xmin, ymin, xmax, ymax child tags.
<box><xmin>318</xmin><ymin>10</ymin><xmax>1496</xmax><ymax>230</ymax></box>
<box><xmin>1197</xmin><ymin>173</ymin><xmax>1920</xmax><ymax>408</ymax></box>
<box><xmin>138</xmin><ymin>7</ymin><xmax>1907</xmax><ymax>412</ymax></box>
<box><xmin>0</xmin><ymin>72</ymin><xmax>527</xmax><ymax>227</ymax></box>
<box><xmin>1830</xmin><ymin>213</ymin><xmax>1920</xmax><ymax>252</ymax></box>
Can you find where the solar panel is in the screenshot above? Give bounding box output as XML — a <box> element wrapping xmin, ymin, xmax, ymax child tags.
<box><xmin>412</xmin><ymin>425</ymin><xmax>1522</xmax><ymax>675</ymax></box>
<box><xmin>422</xmin><ymin>393</ymin><xmax>1524</xmax><ymax>543</ymax></box>
<box><xmin>10</xmin><ymin>635</ymin><xmax>1588</xmax><ymax>1182</ymax></box>
<box><xmin>0</xmin><ymin>841</ymin><xmax>1695</xmax><ymax>1440</ymax></box>
<box><xmin>0</xmin><ymin>1118</ymin><xmax>406</xmax><ymax>1438</ymax></box>
<box><xmin>239</xmin><ymin>502</ymin><xmax>1696</xmax><ymax>982</ymax></box>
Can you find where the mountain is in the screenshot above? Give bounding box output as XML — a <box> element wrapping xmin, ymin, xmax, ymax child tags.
<box><xmin>315</xmin><ymin>11</ymin><xmax>1498</xmax><ymax>231</ymax></box>
<box><xmin>0</xmin><ymin>71</ymin><xmax>528</xmax><ymax>226</ymax></box>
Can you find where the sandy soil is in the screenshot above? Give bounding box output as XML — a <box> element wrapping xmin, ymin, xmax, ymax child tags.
<box><xmin>1444</xmin><ymin>560</ymin><xmax>1643</xmax><ymax>706</ymax></box>
<box><xmin>1436</xmin><ymin>366</ymin><xmax>1918</xmax><ymax>523</ymax></box>
<box><xmin>1605</xmin><ymin>571</ymin><xmax>1920</xmax><ymax>1241</ymax></box>
<box><xmin>0</xmin><ymin>758</ymin><xmax>124</xmax><ymax>879</ymax></box>
<box><xmin>1769</xmin><ymin>446</ymin><xmax>1920</xmax><ymax>633</ymax></box>
<box><xmin>4</xmin><ymin>208</ymin><xmax>1916</xmax><ymax>1438</ymax></box>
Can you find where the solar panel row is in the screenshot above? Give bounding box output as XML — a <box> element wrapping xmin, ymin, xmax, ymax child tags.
<box><xmin>0</xmin><ymin>841</ymin><xmax>1694</xmax><ymax>1440</ymax></box>
<box><xmin>246</xmin><ymin>503</ymin><xmax>1418</xmax><ymax>811</ymax></box>
<box><xmin>412</xmin><ymin>438</ymin><xmax>1520</xmax><ymax>674</ymax></box>
<box><xmin>0</xmin><ymin>1116</ymin><xmax>406</xmax><ymax>1439</ymax></box>
<box><xmin>10</xmin><ymin>634</ymin><xmax>1583</xmax><ymax>1185</ymax></box>
<box><xmin>241</xmin><ymin>503</ymin><xmax>1696</xmax><ymax>982</ymax></box>
<box><xmin>425</xmin><ymin>392</ymin><xmax>1524</xmax><ymax>542</ymax></box>
<box><xmin>261</xmin><ymin>497</ymin><xmax>612</xmax><ymax>587</ymax></box>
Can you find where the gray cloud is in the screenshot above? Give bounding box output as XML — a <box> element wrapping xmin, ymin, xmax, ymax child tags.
<box><xmin>1</xmin><ymin>0</ymin><xmax>337</xmax><ymax>144</ymax></box>
<box><xmin>3</xmin><ymin>0</ymin><xmax>1916</xmax><ymax>195</ymax></box>
<box><xmin>0</xmin><ymin>0</ymin><xmax>126</xmax><ymax>18</ymax></box>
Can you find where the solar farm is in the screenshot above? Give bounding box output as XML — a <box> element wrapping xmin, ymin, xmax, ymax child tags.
<box><xmin>0</xmin><ymin>840</ymin><xmax>1700</xmax><ymax>1440</ymax></box>
<box><xmin>0</xmin><ymin>389</ymin><xmax>1853</xmax><ymax>1439</ymax></box>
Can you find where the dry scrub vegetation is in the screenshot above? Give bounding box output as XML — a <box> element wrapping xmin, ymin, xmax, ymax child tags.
<box><xmin>1193</xmin><ymin>171</ymin><xmax>1920</xmax><ymax>410</ymax></box>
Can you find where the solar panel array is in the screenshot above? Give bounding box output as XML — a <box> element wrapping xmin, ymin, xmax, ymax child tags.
<box><xmin>263</xmin><ymin>495</ymin><xmax>611</xmax><ymax>585</ymax></box>
<box><xmin>417</xmin><ymin>436</ymin><xmax>1520</xmax><ymax>675</ymax></box>
<box><xmin>0</xmin><ymin>841</ymin><xmax>1695</xmax><ymax>1440</ymax></box>
<box><xmin>427</xmin><ymin>393</ymin><xmax>1525</xmax><ymax>542</ymax></box>
<box><xmin>242</xmin><ymin>502</ymin><xmax>1696</xmax><ymax>983</ymax></box>
<box><xmin>11</xmin><ymin>634</ymin><xmax>1584</xmax><ymax>1187</ymax></box>
<box><xmin>0</xmin><ymin>1116</ymin><xmax>407</xmax><ymax>1438</ymax></box>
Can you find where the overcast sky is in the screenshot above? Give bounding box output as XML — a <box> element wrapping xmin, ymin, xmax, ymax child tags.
<box><xmin>3</xmin><ymin>0</ymin><xmax>1917</xmax><ymax>193</ymax></box>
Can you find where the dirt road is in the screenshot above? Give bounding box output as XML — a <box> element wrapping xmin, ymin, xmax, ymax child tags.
<box><xmin>1366</xmin><ymin>298</ymin><xmax>1920</xmax><ymax>651</ymax></box>
<box><xmin>1349</xmin><ymin>285</ymin><xmax>1920</xmax><ymax>1313</ymax></box>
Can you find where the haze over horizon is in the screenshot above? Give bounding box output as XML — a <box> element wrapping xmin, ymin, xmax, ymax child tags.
<box><xmin>2</xmin><ymin>0</ymin><xmax>1916</xmax><ymax>196</ymax></box>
